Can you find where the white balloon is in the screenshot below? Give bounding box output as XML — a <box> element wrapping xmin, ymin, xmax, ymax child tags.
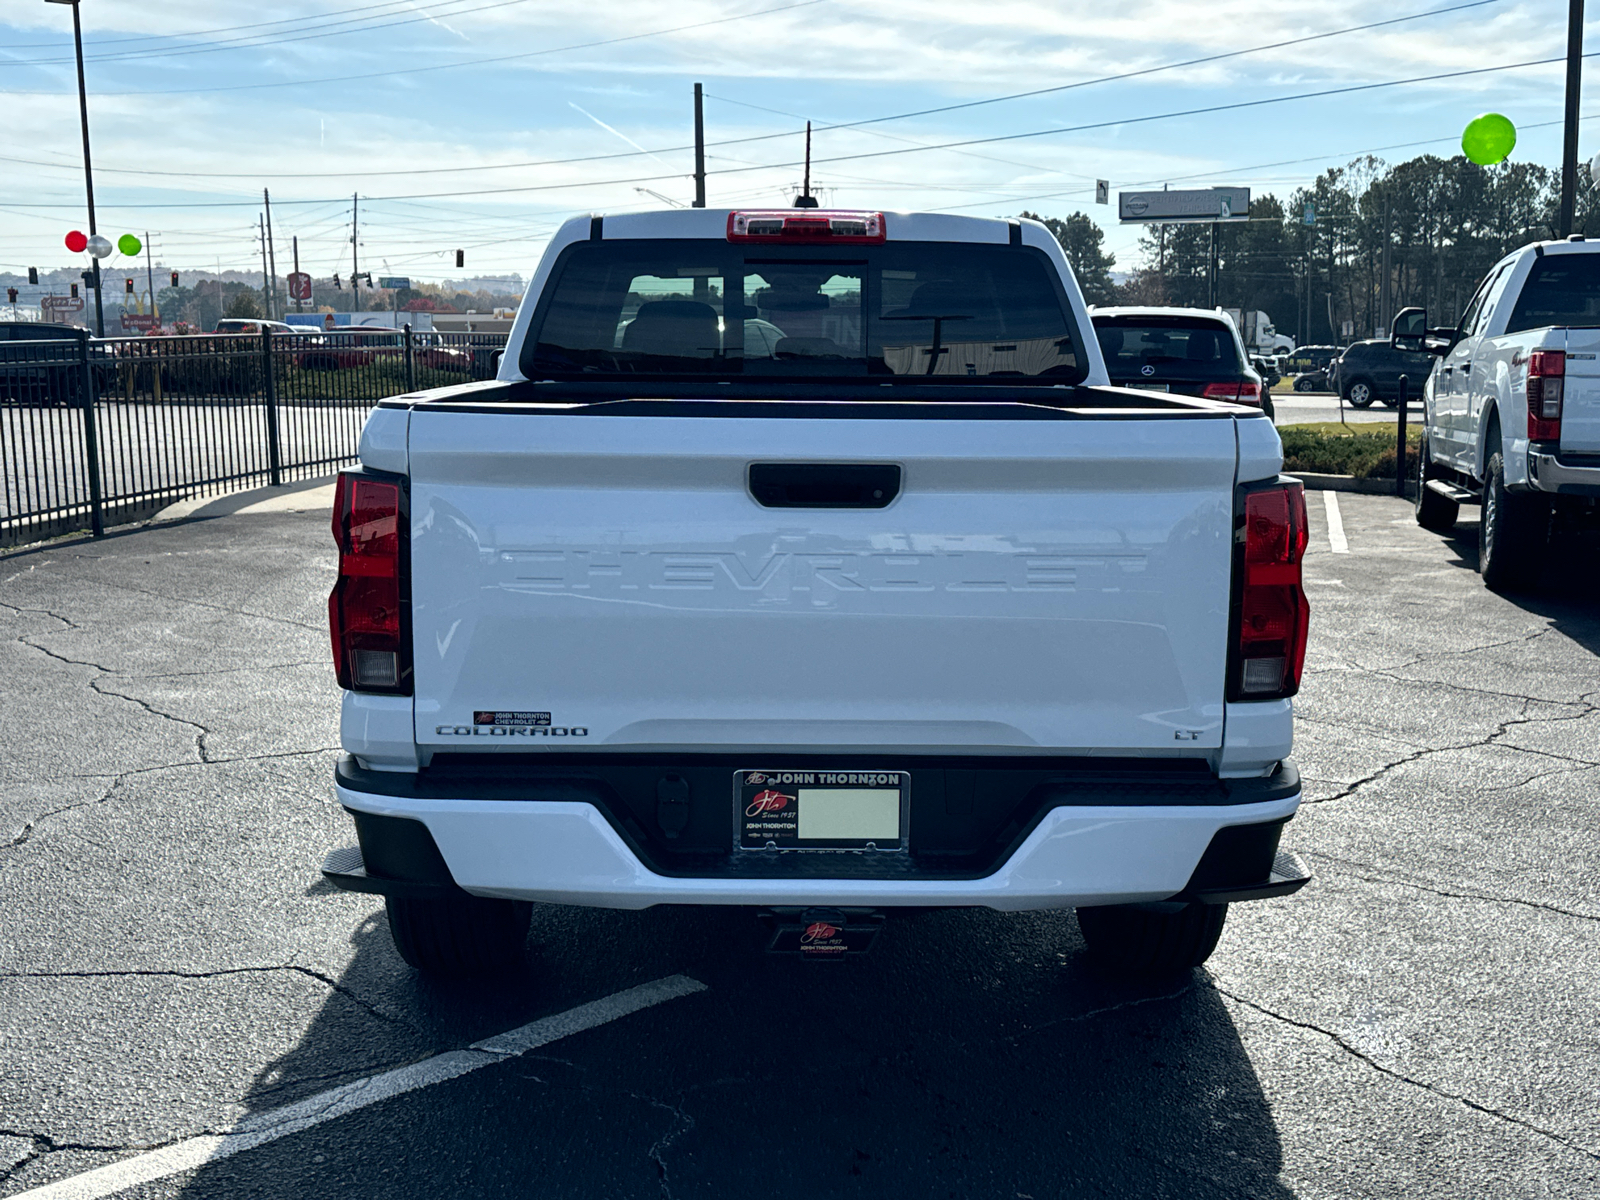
<box><xmin>86</xmin><ymin>234</ymin><xmax>113</xmax><ymax>258</ymax></box>
<box><xmin>1589</xmin><ymin>152</ymin><xmax>1600</xmax><ymax>180</ymax></box>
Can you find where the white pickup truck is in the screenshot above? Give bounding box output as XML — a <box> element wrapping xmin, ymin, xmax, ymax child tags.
<box><xmin>320</xmin><ymin>207</ymin><xmax>1311</xmax><ymax>977</ymax></box>
<box><xmin>1397</xmin><ymin>237</ymin><xmax>1600</xmax><ymax>590</ymax></box>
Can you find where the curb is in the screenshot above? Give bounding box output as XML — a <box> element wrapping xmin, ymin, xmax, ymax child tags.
<box><xmin>1293</xmin><ymin>472</ymin><xmax>1414</xmax><ymax>497</ymax></box>
<box><xmin>151</xmin><ymin>475</ymin><xmax>340</xmax><ymax>524</ymax></box>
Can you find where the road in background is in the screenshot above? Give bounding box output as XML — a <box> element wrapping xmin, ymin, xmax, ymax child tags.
<box><xmin>1272</xmin><ymin>389</ymin><xmax>1425</xmax><ymax>427</ymax></box>
<box><xmin>2</xmin><ymin>495</ymin><xmax>1597</xmax><ymax>1198</ymax></box>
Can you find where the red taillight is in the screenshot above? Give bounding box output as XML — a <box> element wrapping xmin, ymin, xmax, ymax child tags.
<box><xmin>1233</xmin><ymin>482</ymin><xmax>1310</xmax><ymax>701</ymax></box>
<box><xmin>1527</xmin><ymin>350</ymin><xmax>1564</xmax><ymax>442</ymax></box>
<box><xmin>1201</xmin><ymin>381</ymin><xmax>1260</xmax><ymax>405</ymax></box>
<box><xmin>727</xmin><ymin>210</ymin><xmax>886</xmax><ymax>243</ymax></box>
<box><xmin>330</xmin><ymin>472</ymin><xmax>409</xmax><ymax>693</ymax></box>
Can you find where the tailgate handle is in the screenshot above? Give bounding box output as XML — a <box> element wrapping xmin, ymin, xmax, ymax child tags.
<box><xmin>748</xmin><ymin>463</ymin><xmax>901</xmax><ymax>508</ymax></box>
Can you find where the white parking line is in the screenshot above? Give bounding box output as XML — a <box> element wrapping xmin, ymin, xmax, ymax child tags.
<box><xmin>1322</xmin><ymin>490</ymin><xmax>1349</xmax><ymax>554</ymax></box>
<box><xmin>12</xmin><ymin>974</ymin><xmax>706</xmax><ymax>1200</ymax></box>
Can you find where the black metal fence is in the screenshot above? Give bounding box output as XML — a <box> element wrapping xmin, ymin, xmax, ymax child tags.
<box><xmin>0</xmin><ymin>326</ymin><xmax>507</xmax><ymax>548</ymax></box>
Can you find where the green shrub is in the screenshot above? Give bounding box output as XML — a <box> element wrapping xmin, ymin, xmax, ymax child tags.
<box><xmin>1279</xmin><ymin>422</ymin><xmax>1421</xmax><ymax>479</ymax></box>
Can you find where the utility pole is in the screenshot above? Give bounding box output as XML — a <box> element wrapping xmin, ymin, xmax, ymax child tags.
<box><xmin>144</xmin><ymin>231</ymin><xmax>155</xmax><ymax>324</ymax></box>
<box><xmin>259</xmin><ymin>215</ymin><xmax>271</xmax><ymax>315</ymax></box>
<box><xmin>292</xmin><ymin>236</ymin><xmax>301</xmax><ymax>313</ymax></box>
<box><xmin>264</xmin><ymin>188</ymin><xmax>279</xmax><ymax>319</ymax></box>
<box><xmin>1381</xmin><ymin>198</ymin><xmax>1391</xmax><ymax>335</ymax></box>
<box><xmin>692</xmin><ymin>82</ymin><xmax>706</xmax><ymax>208</ymax></box>
<box><xmin>351</xmin><ymin>193</ymin><xmax>361</xmax><ymax>311</ymax></box>
<box><xmin>1208</xmin><ymin>221</ymin><xmax>1218</xmax><ymax>309</ymax></box>
<box><xmin>49</xmin><ymin>0</ymin><xmax>104</xmax><ymax>336</ymax></box>
<box><xmin>1560</xmin><ymin>0</ymin><xmax>1585</xmax><ymax>237</ymax></box>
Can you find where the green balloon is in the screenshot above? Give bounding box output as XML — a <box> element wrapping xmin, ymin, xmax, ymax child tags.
<box><xmin>1462</xmin><ymin>113</ymin><xmax>1516</xmax><ymax>165</ymax></box>
<box><xmin>117</xmin><ymin>233</ymin><xmax>142</xmax><ymax>256</ymax></box>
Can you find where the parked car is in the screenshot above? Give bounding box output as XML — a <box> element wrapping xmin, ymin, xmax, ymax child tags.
<box><xmin>1328</xmin><ymin>339</ymin><xmax>1434</xmax><ymax>407</ymax></box>
<box><xmin>1283</xmin><ymin>344</ymin><xmax>1339</xmax><ymax>374</ymax></box>
<box><xmin>1398</xmin><ymin>236</ymin><xmax>1600</xmax><ymax>590</ymax></box>
<box><xmin>0</xmin><ymin>321</ymin><xmax>108</xmax><ymax>406</ymax></box>
<box><xmin>297</xmin><ymin>328</ymin><xmax>400</xmax><ymax>370</ymax></box>
<box><xmin>1250</xmin><ymin>353</ymin><xmax>1282</xmax><ymax>391</ymax></box>
<box><xmin>1090</xmin><ymin>306</ymin><xmax>1272</xmax><ymax>419</ymax></box>
<box><xmin>213</xmin><ymin>319</ymin><xmax>307</xmax><ymax>338</ymax></box>
<box><xmin>414</xmin><ymin>341</ymin><xmax>474</xmax><ymax>373</ymax></box>
<box><xmin>319</xmin><ymin>209</ymin><xmax>1312</xmax><ymax>982</ymax></box>
<box><xmin>1283</xmin><ymin>344</ymin><xmax>1340</xmax><ymax>391</ymax></box>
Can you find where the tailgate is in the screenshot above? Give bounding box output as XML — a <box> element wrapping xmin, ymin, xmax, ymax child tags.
<box><xmin>408</xmin><ymin>410</ymin><xmax>1239</xmax><ymax>754</ymax></box>
<box><xmin>1562</xmin><ymin>330</ymin><xmax>1600</xmax><ymax>453</ymax></box>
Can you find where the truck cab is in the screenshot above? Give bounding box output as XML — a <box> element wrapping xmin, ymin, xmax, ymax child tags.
<box><xmin>1398</xmin><ymin>237</ymin><xmax>1600</xmax><ymax>591</ymax></box>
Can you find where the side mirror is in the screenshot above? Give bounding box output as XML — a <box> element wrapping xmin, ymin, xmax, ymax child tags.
<box><xmin>1390</xmin><ymin>307</ymin><xmax>1427</xmax><ymax>352</ymax></box>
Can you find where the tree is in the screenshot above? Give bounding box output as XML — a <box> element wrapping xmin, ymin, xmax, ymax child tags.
<box><xmin>1021</xmin><ymin>211</ymin><xmax>1117</xmax><ymax>304</ymax></box>
<box><xmin>223</xmin><ymin>290</ymin><xmax>263</xmax><ymax>320</ymax></box>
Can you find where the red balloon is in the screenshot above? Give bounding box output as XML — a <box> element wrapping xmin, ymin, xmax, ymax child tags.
<box><xmin>65</xmin><ymin>230</ymin><xmax>88</xmax><ymax>253</ymax></box>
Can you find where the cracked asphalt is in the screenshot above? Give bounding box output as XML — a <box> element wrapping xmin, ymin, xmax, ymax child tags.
<box><xmin>2</xmin><ymin>491</ymin><xmax>1598</xmax><ymax>1199</ymax></box>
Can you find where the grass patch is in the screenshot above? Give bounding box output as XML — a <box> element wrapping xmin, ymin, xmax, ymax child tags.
<box><xmin>1279</xmin><ymin>421</ymin><xmax>1421</xmax><ymax>479</ymax></box>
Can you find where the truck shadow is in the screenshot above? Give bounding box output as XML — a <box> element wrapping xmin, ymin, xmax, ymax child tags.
<box><xmin>1440</xmin><ymin>520</ymin><xmax>1600</xmax><ymax>658</ymax></box>
<box><xmin>174</xmin><ymin>904</ymin><xmax>1298</xmax><ymax>1199</ymax></box>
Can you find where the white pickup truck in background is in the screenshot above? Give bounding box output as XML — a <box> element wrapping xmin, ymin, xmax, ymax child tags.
<box><xmin>319</xmin><ymin>207</ymin><xmax>1312</xmax><ymax>979</ymax></box>
<box><xmin>1399</xmin><ymin>237</ymin><xmax>1600</xmax><ymax>590</ymax></box>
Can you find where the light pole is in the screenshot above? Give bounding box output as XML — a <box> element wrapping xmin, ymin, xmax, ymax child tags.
<box><xmin>47</xmin><ymin>0</ymin><xmax>103</xmax><ymax>337</ymax></box>
<box><xmin>1559</xmin><ymin>0</ymin><xmax>1585</xmax><ymax>237</ymax></box>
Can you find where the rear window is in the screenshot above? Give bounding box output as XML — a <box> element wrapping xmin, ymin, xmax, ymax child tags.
<box><xmin>1092</xmin><ymin>315</ymin><xmax>1241</xmax><ymax>380</ymax></box>
<box><xmin>523</xmin><ymin>239</ymin><xmax>1085</xmax><ymax>385</ymax></box>
<box><xmin>1506</xmin><ymin>254</ymin><xmax>1600</xmax><ymax>332</ymax></box>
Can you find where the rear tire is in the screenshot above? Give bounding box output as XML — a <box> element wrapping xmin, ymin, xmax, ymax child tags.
<box><xmin>1414</xmin><ymin>439</ymin><xmax>1459</xmax><ymax>532</ymax></box>
<box><xmin>385</xmin><ymin>893</ymin><xmax>532</xmax><ymax>976</ymax></box>
<box><xmin>1346</xmin><ymin>379</ymin><xmax>1376</xmax><ymax>408</ymax></box>
<box><xmin>1076</xmin><ymin>902</ymin><xmax>1228</xmax><ymax>975</ymax></box>
<box><xmin>1478</xmin><ymin>446</ymin><xmax>1550</xmax><ymax>593</ymax></box>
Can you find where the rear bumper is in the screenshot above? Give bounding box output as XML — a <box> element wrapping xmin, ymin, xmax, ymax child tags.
<box><xmin>332</xmin><ymin>760</ymin><xmax>1303</xmax><ymax>911</ymax></box>
<box><xmin>1528</xmin><ymin>449</ymin><xmax>1600</xmax><ymax>495</ymax></box>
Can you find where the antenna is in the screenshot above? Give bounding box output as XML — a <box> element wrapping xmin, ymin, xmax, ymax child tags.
<box><xmin>793</xmin><ymin>121</ymin><xmax>819</xmax><ymax>208</ymax></box>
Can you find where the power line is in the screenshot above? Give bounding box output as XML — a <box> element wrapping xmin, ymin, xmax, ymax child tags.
<box><xmin>925</xmin><ymin>114</ymin><xmax>1598</xmax><ymax>214</ymax></box>
<box><xmin>0</xmin><ymin>0</ymin><xmax>830</xmax><ymax>97</ymax></box>
<box><xmin>9</xmin><ymin>0</ymin><xmax>541</xmax><ymax>68</ymax></box>
<box><xmin>4</xmin><ymin>52</ymin><xmax>1587</xmax><ymax>212</ymax></box>
<box><xmin>717</xmin><ymin>0</ymin><xmax>1509</xmax><ymax>137</ymax></box>
<box><xmin>0</xmin><ymin>0</ymin><xmax>1508</xmax><ymax>179</ymax></box>
<box><xmin>0</xmin><ymin>0</ymin><xmax>452</xmax><ymax>51</ymax></box>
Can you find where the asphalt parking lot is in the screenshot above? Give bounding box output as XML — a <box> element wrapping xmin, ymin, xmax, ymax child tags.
<box><xmin>2</xmin><ymin>486</ymin><xmax>1597</xmax><ymax>1199</ymax></box>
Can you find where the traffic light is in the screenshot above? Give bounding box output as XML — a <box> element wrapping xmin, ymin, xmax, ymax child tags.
<box><xmin>455</xmin><ymin>249</ymin><xmax>464</xmax><ymax>268</ymax></box>
<box><xmin>6</xmin><ymin>288</ymin><xmax>16</xmax><ymax>304</ymax></box>
<box><xmin>27</xmin><ymin>267</ymin><xmax>38</xmax><ymax>285</ymax></box>
<box><xmin>332</xmin><ymin>273</ymin><xmax>341</xmax><ymax>290</ymax></box>
<box><xmin>125</xmin><ymin>279</ymin><xmax>135</xmax><ymax>295</ymax></box>
<box><xmin>170</xmin><ymin>271</ymin><xmax>179</xmax><ymax>288</ymax></box>
<box><xmin>70</xmin><ymin>283</ymin><xmax>79</xmax><ymax>299</ymax></box>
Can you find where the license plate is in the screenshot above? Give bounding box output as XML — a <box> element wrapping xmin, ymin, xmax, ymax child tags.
<box><xmin>736</xmin><ymin>770</ymin><xmax>907</xmax><ymax>851</ymax></box>
<box><xmin>1141</xmin><ymin>382</ymin><xmax>1170</xmax><ymax>392</ymax></box>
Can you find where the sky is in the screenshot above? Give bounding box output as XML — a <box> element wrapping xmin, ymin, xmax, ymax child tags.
<box><xmin>0</xmin><ymin>0</ymin><xmax>1591</xmax><ymax>289</ymax></box>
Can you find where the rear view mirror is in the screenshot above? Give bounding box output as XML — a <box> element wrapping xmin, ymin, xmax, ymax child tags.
<box><xmin>1390</xmin><ymin>307</ymin><xmax>1427</xmax><ymax>352</ymax></box>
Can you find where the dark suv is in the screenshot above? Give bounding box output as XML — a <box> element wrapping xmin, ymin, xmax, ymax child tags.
<box><xmin>1329</xmin><ymin>339</ymin><xmax>1435</xmax><ymax>408</ymax></box>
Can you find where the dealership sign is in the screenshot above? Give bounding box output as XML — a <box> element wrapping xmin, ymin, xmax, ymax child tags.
<box><xmin>1118</xmin><ymin>188</ymin><xmax>1251</xmax><ymax>223</ymax></box>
